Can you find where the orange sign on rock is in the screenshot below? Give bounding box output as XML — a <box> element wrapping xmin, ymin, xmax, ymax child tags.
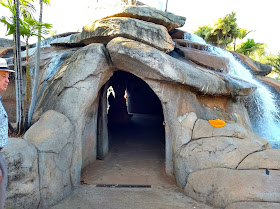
<box><xmin>209</xmin><ymin>119</ymin><xmax>226</xmax><ymax>127</ymax></box>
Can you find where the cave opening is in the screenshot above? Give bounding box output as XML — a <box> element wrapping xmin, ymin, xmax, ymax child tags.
<box><xmin>87</xmin><ymin>71</ymin><xmax>168</xmax><ymax>185</ymax></box>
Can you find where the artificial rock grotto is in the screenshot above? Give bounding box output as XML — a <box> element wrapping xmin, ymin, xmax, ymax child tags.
<box><xmin>1</xmin><ymin>4</ymin><xmax>280</xmax><ymax>209</ymax></box>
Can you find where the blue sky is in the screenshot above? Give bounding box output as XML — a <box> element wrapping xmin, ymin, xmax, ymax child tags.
<box><xmin>0</xmin><ymin>0</ymin><xmax>279</xmax><ymax>54</ymax></box>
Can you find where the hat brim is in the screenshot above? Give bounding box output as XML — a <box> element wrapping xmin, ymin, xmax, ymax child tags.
<box><xmin>0</xmin><ymin>67</ymin><xmax>15</xmax><ymax>73</ymax></box>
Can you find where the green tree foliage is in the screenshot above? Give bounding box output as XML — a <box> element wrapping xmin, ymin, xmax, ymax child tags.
<box><xmin>212</xmin><ymin>12</ymin><xmax>239</xmax><ymax>49</ymax></box>
<box><xmin>0</xmin><ymin>0</ymin><xmax>35</xmax><ymax>34</ymax></box>
<box><xmin>232</xmin><ymin>28</ymin><xmax>254</xmax><ymax>51</ymax></box>
<box><xmin>236</xmin><ymin>38</ymin><xmax>265</xmax><ymax>58</ymax></box>
<box><xmin>193</xmin><ymin>11</ymin><xmax>280</xmax><ymax>79</ymax></box>
<box><xmin>262</xmin><ymin>53</ymin><xmax>280</xmax><ymax>75</ymax></box>
<box><xmin>0</xmin><ymin>0</ymin><xmax>51</xmax><ymax>41</ymax></box>
<box><xmin>193</xmin><ymin>25</ymin><xmax>213</xmax><ymax>42</ymax></box>
<box><xmin>194</xmin><ymin>12</ymin><xmax>239</xmax><ymax>49</ymax></box>
<box><xmin>194</xmin><ymin>12</ymin><xmax>267</xmax><ymax>61</ymax></box>
<box><xmin>238</xmin><ymin>28</ymin><xmax>253</xmax><ymax>40</ymax></box>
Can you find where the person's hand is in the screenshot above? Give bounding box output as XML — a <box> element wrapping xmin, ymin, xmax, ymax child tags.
<box><xmin>0</xmin><ymin>168</ymin><xmax>2</xmax><ymax>183</ymax></box>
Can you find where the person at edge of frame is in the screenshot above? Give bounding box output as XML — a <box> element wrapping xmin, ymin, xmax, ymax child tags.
<box><xmin>0</xmin><ymin>58</ymin><xmax>15</xmax><ymax>209</ymax></box>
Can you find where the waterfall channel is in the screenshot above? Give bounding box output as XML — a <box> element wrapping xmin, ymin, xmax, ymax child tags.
<box><xmin>184</xmin><ymin>33</ymin><xmax>280</xmax><ymax>148</ymax></box>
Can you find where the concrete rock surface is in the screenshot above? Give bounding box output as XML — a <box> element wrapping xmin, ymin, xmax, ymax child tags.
<box><xmin>232</xmin><ymin>51</ymin><xmax>272</xmax><ymax>76</ymax></box>
<box><xmin>3</xmin><ymin>138</ymin><xmax>40</xmax><ymax>209</ymax></box>
<box><xmin>107</xmin><ymin>37</ymin><xmax>256</xmax><ymax>96</ymax></box>
<box><xmin>225</xmin><ymin>202</ymin><xmax>280</xmax><ymax>209</ymax></box>
<box><xmin>185</xmin><ymin>168</ymin><xmax>280</xmax><ymax>208</ymax></box>
<box><xmin>74</xmin><ymin>17</ymin><xmax>174</xmax><ymax>53</ymax></box>
<box><xmin>100</xmin><ymin>5</ymin><xmax>186</xmax><ymax>31</ymax></box>
<box><xmin>24</xmin><ymin>110</ymin><xmax>74</xmax><ymax>208</ymax></box>
<box><xmin>238</xmin><ymin>148</ymin><xmax>280</xmax><ymax>170</ymax></box>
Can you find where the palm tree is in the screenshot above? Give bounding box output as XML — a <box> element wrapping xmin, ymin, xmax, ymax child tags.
<box><xmin>1</xmin><ymin>0</ymin><xmax>51</xmax><ymax>132</ymax></box>
<box><xmin>28</xmin><ymin>0</ymin><xmax>50</xmax><ymax>127</ymax></box>
<box><xmin>232</xmin><ymin>28</ymin><xmax>254</xmax><ymax>52</ymax></box>
<box><xmin>14</xmin><ymin>0</ymin><xmax>24</xmax><ymax>134</ymax></box>
<box><xmin>0</xmin><ymin>0</ymin><xmax>23</xmax><ymax>134</ymax></box>
<box><xmin>21</xmin><ymin>12</ymin><xmax>51</xmax><ymax>130</ymax></box>
<box><xmin>236</xmin><ymin>38</ymin><xmax>265</xmax><ymax>58</ymax></box>
<box><xmin>212</xmin><ymin>12</ymin><xmax>239</xmax><ymax>49</ymax></box>
<box><xmin>165</xmin><ymin>0</ymin><xmax>168</xmax><ymax>12</ymax></box>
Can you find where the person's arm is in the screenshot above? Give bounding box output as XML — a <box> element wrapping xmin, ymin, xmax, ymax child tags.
<box><xmin>0</xmin><ymin>166</ymin><xmax>2</xmax><ymax>183</ymax></box>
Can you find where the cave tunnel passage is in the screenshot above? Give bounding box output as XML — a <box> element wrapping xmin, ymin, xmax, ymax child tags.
<box><xmin>107</xmin><ymin>71</ymin><xmax>165</xmax><ymax>159</ymax></box>
<box><xmin>84</xmin><ymin>71</ymin><xmax>169</xmax><ymax>186</ymax></box>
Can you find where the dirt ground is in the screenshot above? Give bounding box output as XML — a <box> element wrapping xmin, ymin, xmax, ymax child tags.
<box><xmin>50</xmin><ymin>114</ymin><xmax>215</xmax><ymax>209</ymax></box>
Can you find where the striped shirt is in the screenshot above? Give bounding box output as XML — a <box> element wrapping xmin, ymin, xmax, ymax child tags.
<box><xmin>0</xmin><ymin>96</ymin><xmax>8</xmax><ymax>148</ymax></box>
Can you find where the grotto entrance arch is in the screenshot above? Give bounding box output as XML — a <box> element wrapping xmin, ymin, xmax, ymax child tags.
<box><xmin>96</xmin><ymin>71</ymin><xmax>167</xmax><ymax>179</ymax></box>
